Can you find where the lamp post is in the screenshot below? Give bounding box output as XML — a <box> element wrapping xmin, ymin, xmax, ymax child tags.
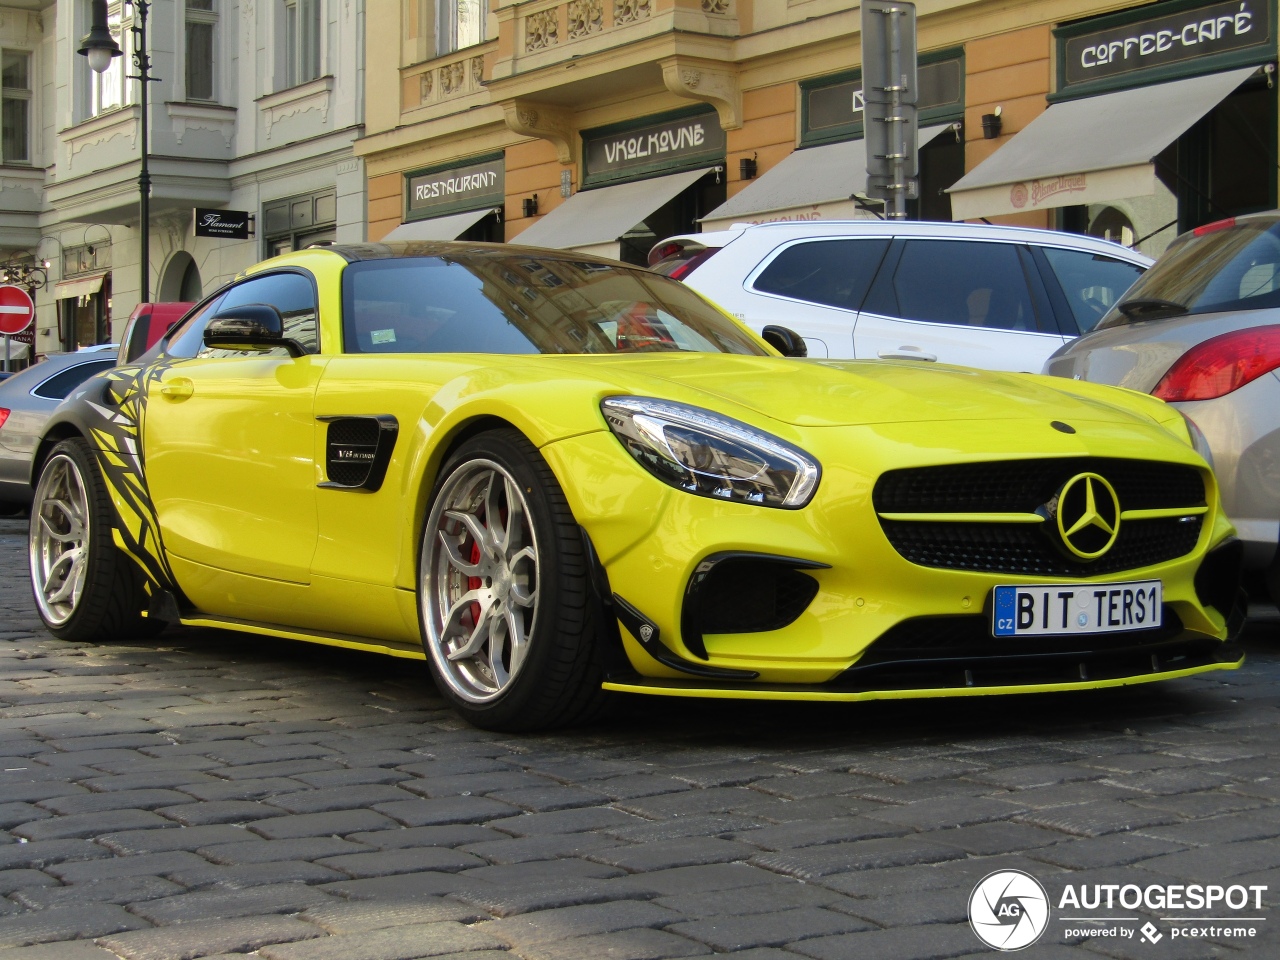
<box><xmin>78</xmin><ymin>0</ymin><xmax>153</xmax><ymax>303</ymax></box>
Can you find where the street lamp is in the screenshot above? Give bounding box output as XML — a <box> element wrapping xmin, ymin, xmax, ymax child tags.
<box><xmin>78</xmin><ymin>0</ymin><xmax>153</xmax><ymax>303</ymax></box>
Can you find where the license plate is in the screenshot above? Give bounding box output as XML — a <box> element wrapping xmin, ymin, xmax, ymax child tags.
<box><xmin>992</xmin><ymin>580</ymin><xmax>1162</xmax><ymax>637</ymax></box>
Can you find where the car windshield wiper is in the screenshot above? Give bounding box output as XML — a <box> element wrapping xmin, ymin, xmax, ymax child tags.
<box><xmin>1116</xmin><ymin>296</ymin><xmax>1188</xmax><ymax>321</ymax></box>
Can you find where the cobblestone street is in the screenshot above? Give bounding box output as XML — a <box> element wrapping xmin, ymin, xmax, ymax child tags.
<box><xmin>0</xmin><ymin>515</ymin><xmax>1277</xmax><ymax>959</ymax></box>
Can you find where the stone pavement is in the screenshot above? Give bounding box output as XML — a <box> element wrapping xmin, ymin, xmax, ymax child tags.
<box><xmin>0</xmin><ymin>514</ymin><xmax>1277</xmax><ymax>959</ymax></box>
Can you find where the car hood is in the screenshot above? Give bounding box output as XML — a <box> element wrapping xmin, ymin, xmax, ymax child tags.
<box><xmin>560</xmin><ymin>354</ymin><xmax>1174</xmax><ymax>429</ymax></box>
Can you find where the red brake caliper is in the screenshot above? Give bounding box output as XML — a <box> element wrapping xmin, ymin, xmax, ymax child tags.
<box><xmin>467</xmin><ymin>540</ymin><xmax>482</xmax><ymax>626</ymax></box>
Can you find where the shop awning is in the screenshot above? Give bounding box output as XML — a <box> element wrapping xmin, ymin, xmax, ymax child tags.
<box><xmin>514</xmin><ymin>167</ymin><xmax>716</xmax><ymax>254</ymax></box>
<box><xmin>700</xmin><ymin>125</ymin><xmax>955</xmax><ymax>232</ymax></box>
<box><xmin>382</xmin><ymin>207</ymin><xmax>500</xmax><ymax>241</ymax></box>
<box><xmin>53</xmin><ymin>272</ymin><xmax>108</xmax><ymax>301</ymax></box>
<box><xmin>949</xmin><ymin>67</ymin><xmax>1256</xmax><ymax>221</ymax></box>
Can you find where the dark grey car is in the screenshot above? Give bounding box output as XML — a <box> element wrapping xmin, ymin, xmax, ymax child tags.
<box><xmin>1045</xmin><ymin>211</ymin><xmax>1280</xmax><ymax>598</ymax></box>
<box><xmin>0</xmin><ymin>346</ymin><xmax>117</xmax><ymax>513</ymax></box>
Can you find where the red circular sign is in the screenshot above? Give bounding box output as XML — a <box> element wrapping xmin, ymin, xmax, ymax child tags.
<box><xmin>0</xmin><ymin>285</ymin><xmax>34</xmax><ymax>336</ymax></box>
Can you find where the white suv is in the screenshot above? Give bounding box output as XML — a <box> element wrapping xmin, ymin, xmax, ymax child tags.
<box><xmin>651</xmin><ymin>221</ymin><xmax>1151</xmax><ymax>372</ymax></box>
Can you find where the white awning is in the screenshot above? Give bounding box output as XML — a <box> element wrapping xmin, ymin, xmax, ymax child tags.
<box><xmin>514</xmin><ymin>167</ymin><xmax>716</xmax><ymax>251</ymax></box>
<box><xmin>700</xmin><ymin>125</ymin><xmax>954</xmax><ymax>232</ymax></box>
<box><xmin>1</xmin><ymin>339</ymin><xmax>29</xmax><ymax>360</ymax></box>
<box><xmin>53</xmin><ymin>271</ymin><xmax>108</xmax><ymax>301</ymax></box>
<box><xmin>383</xmin><ymin>207</ymin><xmax>500</xmax><ymax>241</ymax></box>
<box><xmin>949</xmin><ymin>67</ymin><xmax>1256</xmax><ymax>221</ymax></box>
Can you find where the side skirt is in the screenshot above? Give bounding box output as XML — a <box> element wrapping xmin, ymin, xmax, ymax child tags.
<box><xmin>178</xmin><ymin>615</ymin><xmax>426</xmax><ymax>660</ymax></box>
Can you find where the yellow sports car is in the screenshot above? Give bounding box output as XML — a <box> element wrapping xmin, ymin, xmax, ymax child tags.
<box><xmin>29</xmin><ymin>243</ymin><xmax>1244</xmax><ymax>730</ymax></box>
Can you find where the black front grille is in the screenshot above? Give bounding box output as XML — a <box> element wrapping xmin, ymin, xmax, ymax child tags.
<box><xmin>875</xmin><ymin>458</ymin><xmax>1204</xmax><ymax>514</ymax></box>
<box><xmin>881</xmin><ymin>515</ymin><xmax>1203</xmax><ymax>577</ymax></box>
<box><xmin>874</xmin><ymin>459</ymin><xmax>1206</xmax><ymax>576</ymax></box>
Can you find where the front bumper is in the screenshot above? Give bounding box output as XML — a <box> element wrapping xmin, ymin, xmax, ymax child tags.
<box><xmin>542</xmin><ymin>423</ymin><xmax>1243</xmax><ymax>698</ymax></box>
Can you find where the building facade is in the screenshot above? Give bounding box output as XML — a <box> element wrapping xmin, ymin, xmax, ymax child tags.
<box><xmin>0</xmin><ymin>0</ymin><xmax>367</xmax><ymax>364</ymax></box>
<box><xmin>360</xmin><ymin>0</ymin><xmax>1277</xmax><ymax>265</ymax></box>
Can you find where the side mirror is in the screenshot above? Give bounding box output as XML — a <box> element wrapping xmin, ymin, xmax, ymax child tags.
<box><xmin>203</xmin><ymin>304</ymin><xmax>306</xmax><ymax>357</ymax></box>
<box><xmin>762</xmin><ymin>325</ymin><xmax>808</xmax><ymax>358</ymax></box>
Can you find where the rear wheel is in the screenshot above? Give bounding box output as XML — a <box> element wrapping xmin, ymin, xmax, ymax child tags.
<box><xmin>419</xmin><ymin>429</ymin><xmax>605</xmax><ymax>731</ymax></box>
<box><xmin>29</xmin><ymin>438</ymin><xmax>154</xmax><ymax>642</ymax></box>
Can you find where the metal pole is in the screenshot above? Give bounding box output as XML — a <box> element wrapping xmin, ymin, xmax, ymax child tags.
<box><xmin>886</xmin><ymin>8</ymin><xmax>907</xmax><ymax>220</ymax></box>
<box><xmin>134</xmin><ymin>0</ymin><xmax>151</xmax><ymax>303</ymax></box>
<box><xmin>3</xmin><ymin>335</ymin><xmax>9</xmax><ymax>373</ymax></box>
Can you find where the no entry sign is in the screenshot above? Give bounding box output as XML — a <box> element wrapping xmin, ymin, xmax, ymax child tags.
<box><xmin>0</xmin><ymin>285</ymin><xmax>34</xmax><ymax>336</ymax></box>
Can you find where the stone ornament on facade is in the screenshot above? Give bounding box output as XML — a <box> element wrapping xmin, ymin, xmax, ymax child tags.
<box><xmin>661</xmin><ymin>57</ymin><xmax>742</xmax><ymax>129</ymax></box>
<box><xmin>502</xmin><ymin>99</ymin><xmax>574</xmax><ymax>164</ymax></box>
<box><xmin>568</xmin><ymin>0</ymin><xmax>603</xmax><ymax>40</ymax></box>
<box><xmin>614</xmin><ymin>0</ymin><xmax>652</xmax><ymax>24</ymax></box>
<box><xmin>420</xmin><ymin>71</ymin><xmax>433</xmax><ymax>100</ymax></box>
<box><xmin>702</xmin><ymin>0</ymin><xmax>731</xmax><ymax>13</ymax></box>
<box><xmin>526</xmin><ymin>10</ymin><xmax>560</xmax><ymax>51</ymax></box>
<box><xmin>472</xmin><ymin>56</ymin><xmax>485</xmax><ymax>85</ymax></box>
<box><xmin>441</xmin><ymin>61</ymin><xmax>466</xmax><ymax>95</ymax></box>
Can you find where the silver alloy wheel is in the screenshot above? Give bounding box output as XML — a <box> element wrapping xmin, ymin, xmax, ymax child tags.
<box><xmin>29</xmin><ymin>453</ymin><xmax>91</xmax><ymax>627</ymax></box>
<box><xmin>422</xmin><ymin>459</ymin><xmax>540</xmax><ymax>703</ymax></box>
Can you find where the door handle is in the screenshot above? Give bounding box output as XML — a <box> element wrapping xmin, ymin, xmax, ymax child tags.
<box><xmin>878</xmin><ymin>349</ymin><xmax>938</xmax><ymax>362</ymax></box>
<box><xmin>159</xmin><ymin>378</ymin><xmax>194</xmax><ymax>400</ymax></box>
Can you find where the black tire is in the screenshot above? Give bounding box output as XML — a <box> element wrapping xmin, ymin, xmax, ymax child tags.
<box><xmin>418</xmin><ymin>429</ymin><xmax>607</xmax><ymax>731</ymax></box>
<box><xmin>29</xmin><ymin>438</ymin><xmax>154</xmax><ymax>642</ymax></box>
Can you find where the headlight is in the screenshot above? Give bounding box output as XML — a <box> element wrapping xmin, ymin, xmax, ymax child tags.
<box><xmin>1181</xmin><ymin>411</ymin><xmax>1215</xmax><ymax>469</ymax></box>
<box><xmin>601</xmin><ymin>396</ymin><xmax>821</xmax><ymax>508</ymax></box>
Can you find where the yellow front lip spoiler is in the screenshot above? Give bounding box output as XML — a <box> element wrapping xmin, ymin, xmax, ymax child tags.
<box><xmin>602</xmin><ymin>657</ymin><xmax>1243</xmax><ymax>701</ymax></box>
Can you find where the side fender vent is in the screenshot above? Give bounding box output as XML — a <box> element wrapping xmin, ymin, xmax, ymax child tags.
<box><xmin>320</xmin><ymin>415</ymin><xmax>398</xmax><ymax>492</ymax></box>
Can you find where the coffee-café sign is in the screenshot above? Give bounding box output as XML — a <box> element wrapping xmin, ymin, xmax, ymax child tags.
<box><xmin>1063</xmin><ymin>0</ymin><xmax>1273</xmax><ymax>87</ymax></box>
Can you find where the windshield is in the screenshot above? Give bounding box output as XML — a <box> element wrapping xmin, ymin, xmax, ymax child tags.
<box><xmin>1099</xmin><ymin>216</ymin><xmax>1280</xmax><ymax>328</ymax></box>
<box><xmin>341</xmin><ymin>255</ymin><xmax>766</xmax><ymax>356</ymax></box>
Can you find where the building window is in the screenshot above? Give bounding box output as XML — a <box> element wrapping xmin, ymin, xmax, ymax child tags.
<box><xmin>284</xmin><ymin>0</ymin><xmax>321</xmax><ymax>88</ymax></box>
<box><xmin>185</xmin><ymin>0</ymin><xmax>217</xmax><ymax>101</ymax></box>
<box><xmin>438</xmin><ymin>0</ymin><xmax>485</xmax><ymax>55</ymax></box>
<box><xmin>1</xmin><ymin>51</ymin><xmax>30</xmax><ymax>164</ymax></box>
<box><xmin>89</xmin><ymin>3</ymin><xmax>128</xmax><ymax>117</ymax></box>
<box><xmin>263</xmin><ymin>189</ymin><xmax>337</xmax><ymax>256</ymax></box>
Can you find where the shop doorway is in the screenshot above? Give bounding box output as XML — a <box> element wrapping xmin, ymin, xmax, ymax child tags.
<box><xmin>60</xmin><ymin>274</ymin><xmax>111</xmax><ymax>351</ymax></box>
<box><xmin>159</xmin><ymin>252</ymin><xmax>202</xmax><ymax>302</ymax></box>
<box><xmin>617</xmin><ymin>170</ymin><xmax>725</xmax><ymax>266</ymax></box>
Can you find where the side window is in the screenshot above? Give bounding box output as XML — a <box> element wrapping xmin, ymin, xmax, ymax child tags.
<box><xmin>1041</xmin><ymin>248</ymin><xmax>1145</xmax><ymax>334</ymax></box>
<box><xmin>889</xmin><ymin>240</ymin><xmax>1039</xmax><ymax>332</ymax></box>
<box><xmin>752</xmin><ymin>239</ymin><xmax>890</xmax><ymax>312</ymax></box>
<box><xmin>214</xmin><ymin>271</ymin><xmax>320</xmax><ymax>355</ymax></box>
<box><xmin>163</xmin><ymin>294</ymin><xmax>226</xmax><ymax>359</ymax></box>
<box><xmin>31</xmin><ymin>360</ymin><xmax>117</xmax><ymax>401</ymax></box>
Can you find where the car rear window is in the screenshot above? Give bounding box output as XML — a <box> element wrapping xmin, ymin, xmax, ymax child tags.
<box><xmin>341</xmin><ymin>255</ymin><xmax>766</xmax><ymax>356</ymax></box>
<box><xmin>752</xmin><ymin>239</ymin><xmax>889</xmax><ymax>312</ymax></box>
<box><xmin>1099</xmin><ymin>216</ymin><xmax>1280</xmax><ymax>327</ymax></box>
<box><xmin>31</xmin><ymin>359</ymin><xmax>116</xmax><ymax>400</ymax></box>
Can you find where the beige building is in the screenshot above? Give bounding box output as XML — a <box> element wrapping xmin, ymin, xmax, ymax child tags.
<box><xmin>360</xmin><ymin>1</ymin><xmax>1277</xmax><ymax>264</ymax></box>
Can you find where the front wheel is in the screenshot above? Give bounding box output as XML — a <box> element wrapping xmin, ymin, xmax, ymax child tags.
<box><xmin>419</xmin><ymin>429</ymin><xmax>605</xmax><ymax>731</ymax></box>
<box><xmin>29</xmin><ymin>438</ymin><xmax>153</xmax><ymax>642</ymax></box>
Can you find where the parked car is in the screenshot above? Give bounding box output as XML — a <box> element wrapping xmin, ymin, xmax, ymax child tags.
<box><xmin>117</xmin><ymin>302</ymin><xmax>194</xmax><ymax>364</ymax></box>
<box><xmin>0</xmin><ymin>345</ymin><xmax>119</xmax><ymax>514</ymax></box>
<box><xmin>28</xmin><ymin>243</ymin><xmax>1241</xmax><ymax>730</ymax></box>
<box><xmin>651</xmin><ymin>221</ymin><xmax>1150</xmax><ymax>372</ymax></box>
<box><xmin>1045</xmin><ymin>211</ymin><xmax>1280</xmax><ymax>601</ymax></box>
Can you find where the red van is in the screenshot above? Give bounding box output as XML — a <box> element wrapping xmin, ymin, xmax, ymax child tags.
<box><xmin>117</xmin><ymin>302</ymin><xmax>194</xmax><ymax>363</ymax></box>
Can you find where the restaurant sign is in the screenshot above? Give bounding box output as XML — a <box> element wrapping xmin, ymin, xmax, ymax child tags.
<box><xmin>1062</xmin><ymin>0</ymin><xmax>1273</xmax><ymax>88</ymax></box>
<box><xmin>406</xmin><ymin>156</ymin><xmax>505</xmax><ymax>221</ymax></box>
<box><xmin>194</xmin><ymin>208</ymin><xmax>251</xmax><ymax>239</ymax></box>
<box><xmin>583</xmin><ymin>110</ymin><xmax>725</xmax><ymax>183</ymax></box>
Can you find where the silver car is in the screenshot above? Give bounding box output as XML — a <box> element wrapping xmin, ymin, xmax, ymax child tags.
<box><xmin>0</xmin><ymin>346</ymin><xmax>117</xmax><ymax>514</ymax></box>
<box><xmin>1044</xmin><ymin>212</ymin><xmax>1280</xmax><ymax>598</ymax></box>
